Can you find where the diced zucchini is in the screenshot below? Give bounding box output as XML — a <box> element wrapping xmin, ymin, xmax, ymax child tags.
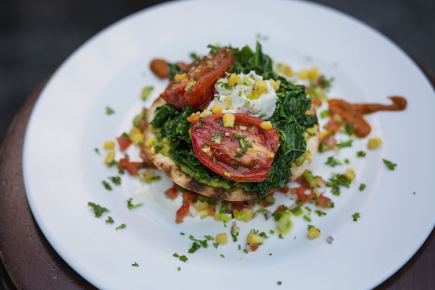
<box><xmin>233</xmin><ymin>209</ymin><xmax>244</xmax><ymax>221</ymax></box>
<box><xmin>290</xmin><ymin>206</ymin><xmax>303</xmax><ymax>216</ymax></box>
<box><xmin>219</xmin><ymin>201</ymin><xmax>228</xmax><ymax>214</ymax></box>
<box><xmin>243</xmin><ymin>209</ymin><xmax>254</xmax><ymax>222</ymax></box>
<box><xmin>133</xmin><ymin>112</ymin><xmax>146</xmax><ymax>128</ymax></box>
<box><xmin>276</xmin><ymin>212</ymin><xmax>292</xmax><ymax>235</ymax></box>
<box><xmin>214</xmin><ymin>214</ymin><xmax>232</xmax><ymax>222</ymax></box>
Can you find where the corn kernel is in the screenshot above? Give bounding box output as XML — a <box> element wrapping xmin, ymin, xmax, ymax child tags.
<box><xmin>320</xmin><ymin>131</ymin><xmax>326</xmax><ymax>140</ymax></box>
<box><xmin>267</xmin><ymin>152</ymin><xmax>275</xmax><ymax>158</ymax></box>
<box><xmin>104</xmin><ymin>151</ymin><xmax>115</xmax><ymax>165</ymax></box>
<box><xmin>150</xmin><ymin>146</ymin><xmax>156</xmax><ymax>155</ymax></box>
<box><xmin>199</xmin><ymin>110</ymin><xmax>213</xmax><ymax>118</ymax></box>
<box><xmin>132</xmin><ymin>133</ymin><xmax>144</xmax><ymax>146</ymax></box>
<box><xmin>260</xmin><ymin>121</ymin><xmax>272</xmax><ymax>129</ymax></box>
<box><xmin>307</xmin><ymin>227</ymin><xmax>320</xmax><ymax>240</ymax></box>
<box><xmin>307</xmin><ymin>68</ymin><xmax>319</xmax><ymax>80</ymax></box>
<box><xmin>269</xmin><ymin>79</ymin><xmax>280</xmax><ymax>90</ymax></box>
<box><xmin>216</xmin><ymin>233</ymin><xmax>228</xmax><ymax>244</ymax></box>
<box><xmin>129</xmin><ymin>127</ymin><xmax>141</xmax><ymax>137</ymax></box>
<box><xmin>104</xmin><ymin>141</ymin><xmax>115</xmax><ymax>150</ymax></box>
<box><xmin>344</xmin><ymin>168</ymin><xmax>355</xmax><ymax>181</ymax></box>
<box><xmin>175</xmin><ymin>73</ymin><xmax>187</xmax><ymax>81</ymax></box>
<box><xmin>247</xmin><ymin>233</ymin><xmax>264</xmax><ymax>245</ymax></box>
<box><xmin>253</xmin><ymin>80</ymin><xmax>268</xmax><ymax>94</ymax></box>
<box><xmin>298</xmin><ymin>69</ymin><xmax>309</xmax><ymax>79</ymax></box>
<box><xmin>367</xmin><ymin>138</ymin><xmax>382</xmax><ymax>149</ymax></box>
<box><xmin>228</xmin><ymin>74</ymin><xmax>241</xmax><ymax>86</ymax></box>
<box><xmin>223</xmin><ymin>113</ymin><xmax>235</xmax><ymax>127</ymax></box>
<box><xmin>185</xmin><ymin>80</ymin><xmax>197</xmax><ymax>92</ymax></box>
<box><xmin>224</xmin><ymin>96</ymin><xmax>232</xmax><ymax>108</ymax></box>
<box><xmin>227</xmin><ymin>106</ymin><xmax>234</xmax><ymax>110</ymax></box>
<box><xmin>282</xmin><ymin>65</ymin><xmax>292</xmax><ymax>77</ymax></box>
<box><xmin>145</xmin><ymin>138</ymin><xmax>155</xmax><ymax>148</ymax></box>
<box><xmin>210</xmin><ymin>104</ymin><xmax>222</xmax><ymax>114</ymax></box>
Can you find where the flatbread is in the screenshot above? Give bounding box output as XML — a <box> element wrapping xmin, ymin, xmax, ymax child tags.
<box><xmin>143</xmin><ymin>97</ymin><xmax>319</xmax><ymax>201</ymax></box>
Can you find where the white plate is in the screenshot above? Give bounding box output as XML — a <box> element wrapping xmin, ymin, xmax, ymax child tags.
<box><xmin>23</xmin><ymin>1</ymin><xmax>435</xmax><ymax>289</ymax></box>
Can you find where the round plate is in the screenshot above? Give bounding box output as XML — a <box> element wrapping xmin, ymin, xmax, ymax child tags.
<box><xmin>23</xmin><ymin>1</ymin><xmax>435</xmax><ymax>289</ymax></box>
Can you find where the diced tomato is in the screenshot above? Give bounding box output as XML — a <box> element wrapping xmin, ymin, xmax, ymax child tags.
<box><xmin>311</xmin><ymin>97</ymin><xmax>322</xmax><ymax>106</ymax></box>
<box><xmin>183</xmin><ymin>191</ymin><xmax>197</xmax><ymax>204</ymax></box>
<box><xmin>294</xmin><ymin>176</ymin><xmax>310</xmax><ymax>188</ymax></box>
<box><xmin>176</xmin><ymin>203</ymin><xmax>190</xmax><ymax>224</ymax></box>
<box><xmin>118</xmin><ymin>157</ymin><xmax>130</xmax><ymax>169</ymax></box>
<box><xmin>165</xmin><ymin>183</ymin><xmax>179</xmax><ymax>200</ymax></box>
<box><xmin>251</xmin><ymin>245</ymin><xmax>259</xmax><ymax>252</ymax></box>
<box><xmin>294</xmin><ymin>187</ymin><xmax>316</xmax><ymax>204</ymax></box>
<box><xmin>230</xmin><ymin>203</ymin><xmax>244</xmax><ymax>210</ymax></box>
<box><xmin>118</xmin><ymin>156</ymin><xmax>144</xmax><ymax>176</ymax></box>
<box><xmin>325</xmin><ymin>135</ymin><xmax>337</xmax><ymax>148</ymax></box>
<box><xmin>187</xmin><ymin>114</ymin><xmax>201</xmax><ymax>123</ymax></box>
<box><xmin>278</xmin><ymin>184</ymin><xmax>289</xmax><ymax>194</ymax></box>
<box><xmin>116</xmin><ymin>136</ymin><xmax>132</xmax><ymax>152</ymax></box>
<box><xmin>208</xmin><ymin>204</ymin><xmax>216</xmax><ymax>216</ymax></box>
<box><xmin>316</xmin><ymin>195</ymin><xmax>332</xmax><ymax>208</ymax></box>
<box><xmin>276</xmin><ymin>205</ymin><xmax>283</xmax><ymax>212</ymax></box>
<box><xmin>325</xmin><ymin>118</ymin><xmax>340</xmax><ymax>134</ymax></box>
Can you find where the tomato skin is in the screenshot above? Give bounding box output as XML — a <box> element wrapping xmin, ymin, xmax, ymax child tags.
<box><xmin>251</xmin><ymin>245</ymin><xmax>259</xmax><ymax>252</ymax></box>
<box><xmin>316</xmin><ymin>195</ymin><xmax>332</xmax><ymax>208</ymax></box>
<box><xmin>165</xmin><ymin>183</ymin><xmax>179</xmax><ymax>200</ymax></box>
<box><xmin>191</xmin><ymin>113</ymin><xmax>279</xmax><ymax>182</ymax></box>
<box><xmin>116</xmin><ymin>136</ymin><xmax>132</xmax><ymax>152</ymax></box>
<box><xmin>183</xmin><ymin>191</ymin><xmax>197</xmax><ymax>204</ymax></box>
<box><xmin>230</xmin><ymin>203</ymin><xmax>244</xmax><ymax>210</ymax></box>
<box><xmin>278</xmin><ymin>184</ymin><xmax>289</xmax><ymax>194</ymax></box>
<box><xmin>276</xmin><ymin>205</ymin><xmax>283</xmax><ymax>212</ymax></box>
<box><xmin>176</xmin><ymin>203</ymin><xmax>190</xmax><ymax>224</ymax></box>
<box><xmin>160</xmin><ymin>48</ymin><xmax>234</xmax><ymax>110</ymax></box>
<box><xmin>325</xmin><ymin>119</ymin><xmax>340</xmax><ymax>134</ymax></box>
<box><xmin>311</xmin><ymin>97</ymin><xmax>322</xmax><ymax>106</ymax></box>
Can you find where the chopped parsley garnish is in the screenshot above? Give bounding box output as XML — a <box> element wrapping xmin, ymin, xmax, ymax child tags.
<box><xmin>269</xmin><ymin>253</ymin><xmax>272</xmax><ymax>256</ymax></box>
<box><xmin>116</xmin><ymin>224</ymin><xmax>126</xmax><ymax>230</ymax></box>
<box><xmin>307</xmin><ymin>225</ymin><xmax>314</xmax><ymax>230</ymax></box>
<box><xmin>270</xmin><ymin>230</ymin><xmax>275</xmax><ymax>234</ymax></box>
<box><xmin>141</xmin><ymin>86</ymin><xmax>153</xmax><ymax>100</ymax></box>
<box><xmin>213</xmin><ymin>243</ymin><xmax>219</xmax><ymax>249</ymax></box>
<box><xmin>315</xmin><ymin>210</ymin><xmax>326</xmax><ymax>217</ymax></box>
<box><xmin>303</xmin><ymin>215</ymin><xmax>311</xmax><ymax>222</ymax></box>
<box><xmin>357</xmin><ymin>151</ymin><xmax>366</xmax><ymax>157</ymax></box>
<box><xmin>413</xmin><ymin>192</ymin><xmax>416</xmax><ymax>195</ymax></box>
<box><xmin>238</xmin><ymin>244</ymin><xmax>241</xmax><ymax>250</ymax></box>
<box><xmin>88</xmin><ymin>202</ymin><xmax>109</xmax><ymax>218</ymax></box>
<box><xmin>245</xmin><ymin>100</ymin><xmax>251</xmax><ymax>106</ymax></box>
<box><xmin>220</xmin><ymin>254</ymin><xmax>225</xmax><ymax>258</ymax></box>
<box><xmin>250</xmin><ymin>229</ymin><xmax>259</xmax><ymax>234</ymax></box>
<box><xmin>352</xmin><ymin>212</ymin><xmax>361</xmax><ymax>221</ymax></box>
<box><xmin>173</xmin><ymin>253</ymin><xmax>180</xmax><ymax>258</ymax></box>
<box><xmin>258</xmin><ymin>113</ymin><xmax>267</xmax><ymax>119</ymax></box>
<box><xmin>337</xmin><ymin>139</ymin><xmax>353</xmax><ymax>149</ymax></box>
<box><xmin>344</xmin><ymin>123</ymin><xmax>354</xmax><ymax>135</ymax></box>
<box><xmin>127</xmin><ymin>198</ymin><xmax>143</xmax><ymax>210</ymax></box>
<box><xmin>132</xmin><ymin>262</ymin><xmax>139</xmax><ymax>267</ymax></box>
<box><xmin>243</xmin><ymin>249</ymin><xmax>248</xmax><ymax>254</ymax></box>
<box><xmin>177</xmin><ymin>266</ymin><xmax>181</xmax><ymax>271</ymax></box>
<box><xmin>106</xmin><ymin>107</ymin><xmax>115</xmax><ymax>115</ymax></box>
<box><xmin>278</xmin><ymin>233</ymin><xmax>284</xmax><ymax>239</ymax></box>
<box><xmin>94</xmin><ymin>148</ymin><xmax>101</xmax><ymax>155</ymax></box>
<box><xmin>189</xmin><ymin>235</ymin><xmax>209</xmax><ymax>249</ymax></box>
<box><xmin>109</xmin><ymin>176</ymin><xmax>121</xmax><ymax>185</ymax></box>
<box><xmin>102</xmin><ymin>181</ymin><xmax>112</xmax><ymax>190</ymax></box>
<box><xmin>383</xmin><ymin>159</ymin><xmax>397</xmax><ymax>170</ymax></box>
<box><xmin>188</xmin><ymin>242</ymin><xmax>201</xmax><ymax>253</ymax></box>
<box><xmin>179</xmin><ymin>255</ymin><xmax>188</xmax><ymax>262</ymax></box>
<box><xmin>180</xmin><ymin>232</ymin><xmax>185</xmax><ymax>235</ymax></box>
<box><xmin>326</xmin><ymin>173</ymin><xmax>351</xmax><ymax>196</ymax></box>
<box><xmin>105</xmin><ymin>216</ymin><xmax>114</xmax><ymax>223</ymax></box>
<box><xmin>277</xmin><ymin>281</ymin><xmax>282</xmax><ymax>285</ymax></box>
<box><xmin>359</xmin><ymin>184</ymin><xmax>366</xmax><ymax>191</ymax></box>
<box><xmin>204</xmin><ymin>235</ymin><xmax>214</xmax><ymax>241</ymax></box>
<box><xmin>231</xmin><ymin>231</ymin><xmax>239</xmax><ymax>242</ymax></box>
<box><xmin>325</xmin><ymin>156</ymin><xmax>342</xmax><ymax>167</ymax></box>
<box><xmin>259</xmin><ymin>232</ymin><xmax>269</xmax><ymax>238</ymax></box>
<box><xmin>190</xmin><ymin>52</ymin><xmax>199</xmax><ymax>60</ymax></box>
<box><xmin>305</xmin><ymin>206</ymin><xmax>311</xmax><ymax>212</ymax></box>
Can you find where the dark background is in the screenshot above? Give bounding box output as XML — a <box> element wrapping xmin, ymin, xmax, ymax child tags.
<box><xmin>0</xmin><ymin>0</ymin><xmax>434</xmax><ymax>289</ymax></box>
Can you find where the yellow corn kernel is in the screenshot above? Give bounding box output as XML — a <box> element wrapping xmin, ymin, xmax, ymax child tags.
<box><xmin>129</xmin><ymin>127</ymin><xmax>141</xmax><ymax>137</ymax></box>
<box><xmin>267</xmin><ymin>152</ymin><xmax>275</xmax><ymax>158</ymax></box>
<box><xmin>185</xmin><ymin>80</ymin><xmax>197</xmax><ymax>92</ymax></box>
<box><xmin>367</xmin><ymin>138</ymin><xmax>382</xmax><ymax>149</ymax></box>
<box><xmin>344</xmin><ymin>168</ymin><xmax>355</xmax><ymax>181</ymax></box>
<box><xmin>253</xmin><ymin>80</ymin><xmax>268</xmax><ymax>94</ymax></box>
<box><xmin>282</xmin><ymin>65</ymin><xmax>293</xmax><ymax>77</ymax></box>
<box><xmin>307</xmin><ymin>67</ymin><xmax>319</xmax><ymax>80</ymax></box>
<box><xmin>104</xmin><ymin>151</ymin><xmax>115</xmax><ymax>165</ymax></box>
<box><xmin>223</xmin><ymin>113</ymin><xmax>235</xmax><ymax>127</ymax></box>
<box><xmin>320</xmin><ymin>131</ymin><xmax>326</xmax><ymax>140</ymax></box>
<box><xmin>211</xmin><ymin>104</ymin><xmax>223</xmax><ymax>114</ymax></box>
<box><xmin>216</xmin><ymin>233</ymin><xmax>228</xmax><ymax>244</ymax></box>
<box><xmin>227</xmin><ymin>106</ymin><xmax>234</xmax><ymax>110</ymax></box>
<box><xmin>150</xmin><ymin>146</ymin><xmax>156</xmax><ymax>155</ymax></box>
<box><xmin>228</xmin><ymin>74</ymin><xmax>241</xmax><ymax>86</ymax></box>
<box><xmin>298</xmin><ymin>69</ymin><xmax>309</xmax><ymax>79</ymax></box>
<box><xmin>224</xmin><ymin>96</ymin><xmax>232</xmax><ymax>108</ymax></box>
<box><xmin>307</xmin><ymin>227</ymin><xmax>320</xmax><ymax>240</ymax></box>
<box><xmin>224</xmin><ymin>172</ymin><xmax>231</xmax><ymax>177</ymax></box>
<box><xmin>104</xmin><ymin>141</ymin><xmax>115</xmax><ymax>150</ymax></box>
<box><xmin>175</xmin><ymin>73</ymin><xmax>187</xmax><ymax>81</ymax></box>
<box><xmin>260</xmin><ymin>121</ymin><xmax>272</xmax><ymax>129</ymax></box>
<box><xmin>145</xmin><ymin>138</ymin><xmax>155</xmax><ymax>148</ymax></box>
<box><xmin>269</xmin><ymin>79</ymin><xmax>280</xmax><ymax>90</ymax></box>
<box><xmin>200</xmin><ymin>110</ymin><xmax>213</xmax><ymax>118</ymax></box>
<box><xmin>247</xmin><ymin>233</ymin><xmax>264</xmax><ymax>245</ymax></box>
<box><xmin>132</xmin><ymin>133</ymin><xmax>144</xmax><ymax>146</ymax></box>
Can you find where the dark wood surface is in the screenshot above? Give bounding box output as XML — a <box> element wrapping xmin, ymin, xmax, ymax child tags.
<box><xmin>0</xmin><ymin>64</ymin><xmax>434</xmax><ymax>290</ymax></box>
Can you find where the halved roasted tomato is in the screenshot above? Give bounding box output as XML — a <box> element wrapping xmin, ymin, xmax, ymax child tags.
<box><xmin>190</xmin><ymin>113</ymin><xmax>279</xmax><ymax>182</ymax></box>
<box><xmin>160</xmin><ymin>48</ymin><xmax>234</xmax><ymax>110</ymax></box>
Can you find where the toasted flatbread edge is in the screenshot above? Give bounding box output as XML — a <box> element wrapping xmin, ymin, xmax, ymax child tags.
<box><xmin>143</xmin><ymin>97</ymin><xmax>319</xmax><ymax>201</ymax></box>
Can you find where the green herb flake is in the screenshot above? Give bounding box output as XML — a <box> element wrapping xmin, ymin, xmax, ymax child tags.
<box><xmin>307</xmin><ymin>225</ymin><xmax>314</xmax><ymax>229</ymax></box>
<box><xmin>326</xmin><ymin>173</ymin><xmax>351</xmax><ymax>196</ymax></box>
<box><xmin>357</xmin><ymin>151</ymin><xmax>366</xmax><ymax>157</ymax></box>
<box><xmin>132</xmin><ymin>262</ymin><xmax>139</xmax><ymax>267</ymax></box>
<box><xmin>238</xmin><ymin>244</ymin><xmax>241</xmax><ymax>250</ymax></box>
<box><xmin>269</xmin><ymin>253</ymin><xmax>272</xmax><ymax>256</ymax></box>
<box><xmin>109</xmin><ymin>176</ymin><xmax>121</xmax><ymax>185</ymax></box>
<box><xmin>116</xmin><ymin>223</ymin><xmax>126</xmax><ymax>230</ymax></box>
<box><xmin>352</xmin><ymin>212</ymin><xmax>361</xmax><ymax>221</ymax></box>
<box><xmin>190</xmin><ymin>52</ymin><xmax>199</xmax><ymax>60</ymax></box>
<box><xmin>315</xmin><ymin>210</ymin><xmax>326</xmax><ymax>217</ymax></box>
<box><xmin>141</xmin><ymin>86</ymin><xmax>154</xmax><ymax>100</ymax></box>
<box><xmin>270</xmin><ymin>230</ymin><xmax>275</xmax><ymax>234</ymax></box>
<box><xmin>359</xmin><ymin>183</ymin><xmax>366</xmax><ymax>191</ymax></box>
<box><xmin>231</xmin><ymin>231</ymin><xmax>239</xmax><ymax>242</ymax></box>
<box><xmin>127</xmin><ymin>198</ymin><xmax>143</xmax><ymax>210</ymax></box>
<box><xmin>173</xmin><ymin>253</ymin><xmax>180</xmax><ymax>258</ymax></box>
<box><xmin>204</xmin><ymin>235</ymin><xmax>214</xmax><ymax>241</ymax></box>
<box><xmin>337</xmin><ymin>139</ymin><xmax>353</xmax><ymax>149</ymax></box>
<box><xmin>220</xmin><ymin>254</ymin><xmax>225</xmax><ymax>258</ymax></box>
<box><xmin>213</xmin><ymin>243</ymin><xmax>219</xmax><ymax>249</ymax></box>
<box><xmin>102</xmin><ymin>181</ymin><xmax>112</xmax><ymax>191</ymax></box>
<box><xmin>303</xmin><ymin>215</ymin><xmax>311</xmax><ymax>222</ymax></box>
<box><xmin>413</xmin><ymin>192</ymin><xmax>416</xmax><ymax>195</ymax></box>
<box><xmin>344</xmin><ymin>158</ymin><xmax>350</xmax><ymax>164</ymax></box>
<box><xmin>383</xmin><ymin>159</ymin><xmax>397</xmax><ymax>170</ymax></box>
<box><xmin>180</xmin><ymin>232</ymin><xmax>185</xmax><ymax>235</ymax></box>
<box><xmin>243</xmin><ymin>249</ymin><xmax>248</xmax><ymax>254</ymax></box>
<box><xmin>179</xmin><ymin>255</ymin><xmax>188</xmax><ymax>262</ymax></box>
<box><xmin>106</xmin><ymin>107</ymin><xmax>115</xmax><ymax>115</ymax></box>
<box><xmin>258</xmin><ymin>113</ymin><xmax>267</xmax><ymax>119</ymax></box>
<box><xmin>277</xmin><ymin>281</ymin><xmax>282</xmax><ymax>285</ymax></box>
<box><xmin>278</xmin><ymin>233</ymin><xmax>284</xmax><ymax>239</ymax></box>
<box><xmin>177</xmin><ymin>266</ymin><xmax>181</xmax><ymax>271</ymax></box>
<box><xmin>105</xmin><ymin>216</ymin><xmax>114</xmax><ymax>223</ymax></box>
<box><xmin>88</xmin><ymin>202</ymin><xmax>109</xmax><ymax>218</ymax></box>
<box><xmin>94</xmin><ymin>148</ymin><xmax>101</xmax><ymax>155</ymax></box>
<box><xmin>325</xmin><ymin>156</ymin><xmax>342</xmax><ymax>167</ymax></box>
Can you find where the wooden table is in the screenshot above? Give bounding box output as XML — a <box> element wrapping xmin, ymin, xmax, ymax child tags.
<box><xmin>1</xmin><ymin>64</ymin><xmax>434</xmax><ymax>290</ymax></box>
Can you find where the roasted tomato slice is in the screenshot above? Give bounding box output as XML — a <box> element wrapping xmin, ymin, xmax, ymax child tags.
<box><xmin>160</xmin><ymin>48</ymin><xmax>234</xmax><ymax>110</ymax></box>
<box><xmin>190</xmin><ymin>113</ymin><xmax>279</xmax><ymax>182</ymax></box>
